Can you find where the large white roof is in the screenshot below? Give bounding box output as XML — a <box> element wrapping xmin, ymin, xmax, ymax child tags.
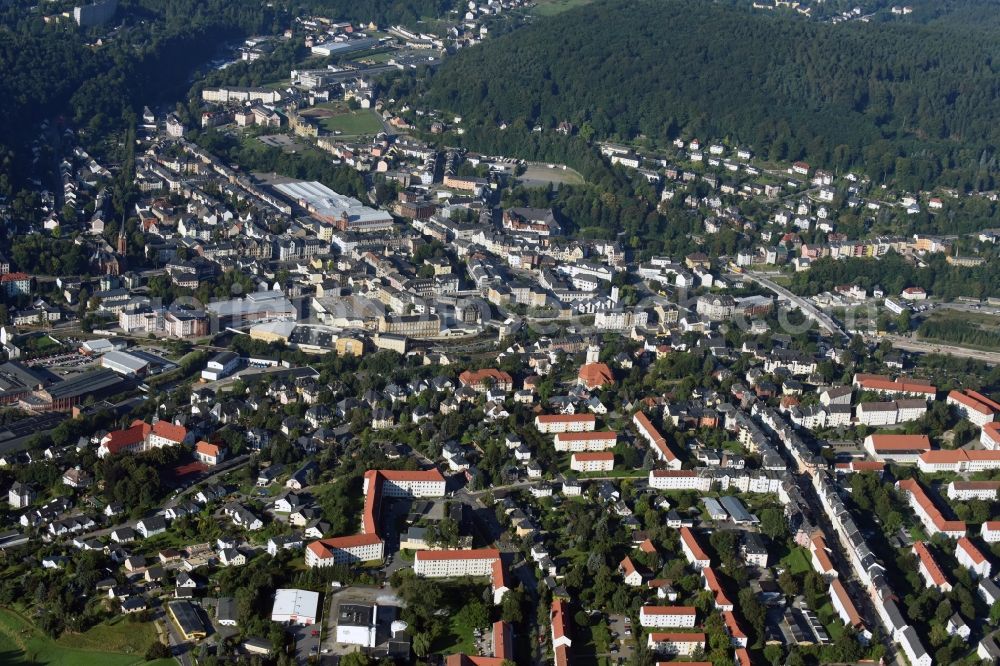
<box><xmin>274</xmin><ymin>180</ymin><xmax>392</xmax><ymax>224</ymax></box>
<box><xmin>271</xmin><ymin>588</ymin><xmax>319</xmax><ymax>619</ymax></box>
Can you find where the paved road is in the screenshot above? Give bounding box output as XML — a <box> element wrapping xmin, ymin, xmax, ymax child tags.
<box><xmin>159</xmin><ymin>607</ymin><xmax>195</xmax><ymax>666</ymax></box>
<box><xmin>743</xmin><ymin>271</ymin><xmax>847</xmax><ymax>338</ymax></box>
<box><xmin>879</xmin><ymin>333</ymin><xmax>1000</xmax><ymax>365</ymax></box>
<box><xmin>795</xmin><ymin>474</ymin><xmax>900</xmax><ymax>666</ymax></box>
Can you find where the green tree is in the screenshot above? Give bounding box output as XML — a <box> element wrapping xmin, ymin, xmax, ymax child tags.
<box><xmin>759</xmin><ymin>507</ymin><xmax>788</xmax><ymax>541</ymax></box>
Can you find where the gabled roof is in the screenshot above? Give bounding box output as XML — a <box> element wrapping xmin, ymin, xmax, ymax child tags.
<box><xmin>913</xmin><ymin>541</ymin><xmax>949</xmax><ymax>587</ymax></box>
<box><xmin>867</xmin><ymin>434</ymin><xmax>931</xmax><ymax>451</ymax></box>
<box><xmin>679</xmin><ymin>526</ymin><xmax>709</xmax><ymax>563</ymax></box>
<box><xmin>101</xmin><ymin>421</ymin><xmax>152</xmax><ymax>454</ymax></box>
<box><xmin>958</xmin><ymin>536</ymin><xmax>988</xmax><ymax>565</ymax></box>
<box><xmin>578</xmin><ymin>362</ymin><xmax>614</xmax><ymax>388</ymax></box>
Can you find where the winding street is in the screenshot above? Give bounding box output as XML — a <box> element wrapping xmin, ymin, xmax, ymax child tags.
<box><xmin>742</xmin><ymin>271</ymin><xmax>848</xmax><ymax>338</ymax></box>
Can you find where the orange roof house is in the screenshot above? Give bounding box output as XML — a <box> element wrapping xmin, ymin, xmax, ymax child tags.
<box><xmin>577</xmin><ymin>362</ymin><xmax>614</xmax><ymax>389</ymax></box>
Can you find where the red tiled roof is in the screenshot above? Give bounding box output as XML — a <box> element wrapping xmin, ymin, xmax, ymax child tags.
<box><xmin>307</xmin><ymin>533</ymin><xmax>382</xmax><ymax>558</ymax></box>
<box><xmin>648</xmin><ymin>632</ymin><xmax>706</xmax><ymax>643</ymax></box>
<box><xmin>634</xmin><ymin>411</ymin><xmax>678</xmax><ymax>462</ymax></box>
<box><xmin>830</xmin><ymin>579</ymin><xmax>863</xmax><ymax>628</ymax></box>
<box><xmin>578</xmin><ymin>362</ymin><xmax>614</xmax><ymax>388</ymax></box>
<box><xmin>868</xmin><ymin>434</ymin><xmax>931</xmax><ymax>451</ymax></box>
<box><xmin>641</xmin><ymin>605</ymin><xmax>696</xmax><ymax>615</ymax></box>
<box><xmin>101</xmin><ymin>421</ymin><xmax>153</xmax><ymax>454</ymax></box>
<box><xmin>551</xmin><ymin>599</ymin><xmax>570</xmax><ymax>641</ymax></box>
<box><xmin>415</xmin><ymin>548</ymin><xmax>500</xmax><ymax>561</ymax></box>
<box><xmin>702</xmin><ymin>566</ymin><xmax>733</xmax><ymax>607</ymax></box>
<box><xmin>855</xmin><ymin>373</ymin><xmax>936</xmax><ymax>395</ymax></box>
<box><xmin>958</xmin><ymin>536</ymin><xmax>988</xmax><ymax>565</ymax></box>
<box><xmin>195</xmin><ymin>441</ymin><xmax>220</xmax><ymax>456</ymax></box>
<box><xmin>459</xmin><ymin>369</ymin><xmax>512</xmax><ymax>387</ymax></box>
<box><xmin>810</xmin><ymin>535</ymin><xmax>835</xmax><ymax>572</ymax></box>
<box><xmin>913</xmin><ymin>541</ymin><xmax>949</xmax><ymax>587</ymax></box>
<box><xmin>536</xmin><ymin>413</ymin><xmax>596</xmax><ymax>424</ymax></box>
<box><xmin>492</xmin><ymin>558</ymin><xmax>510</xmax><ymax>593</ymax></box>
<box><xmin>967</xmin><ymin>389</ymin><xmax>1000</xmax><ymax>412</ymax></box>
<box><xmin>680</xmin><ymin>527</ymin><xmax>710</xmax><ymax>563</ymax></box>
<box><xmin>899</xmin><ymin>480</ymin><xmax>965</xmax><ymax>534</ymax></box>
<box><xmin>571</xmin><ymin>451</ymin><xmax>614</xmax><ymax>461</ymax></box>
<box><xmin>151</xmin><ymin>420</ymin><xmax>187</xmax><ymax>443</ymax></box>
<box><xmin>920</xmin><ymin>449</ymin><xmax>1000</xmax><ymax>465</ymax></box>
<box><xmin>556</xmin><ymin>431</ymin><xmax>617</xmax><ymax>441</ymax></box>
<box><xmin>851</xmin><ymin>461</ymin><xmax>886</xmax><ymax>472</ymax></box>
<box><xmin>493</xmin><ymin>621</ymin><xmax>512</xmax><ymax>662</ymax></box>
<box><xmin>722</xmin><ymin>610</ymin><xmax>746</xmax><ymax>639</ymax></box>
<box><xmin>949</xmin><ymin>389</ymin><xmax>1000</xmax><ymax>416</ymax></box>
<box><xmin>984</xmin><ymin>422</ymin><xmax>1000</xmax><ymax>445</ymax></box>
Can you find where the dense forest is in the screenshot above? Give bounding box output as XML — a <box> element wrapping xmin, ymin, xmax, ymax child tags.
<box><xmin>0</xmin><ymin>0</ymin><xmax>455</xmax><ymax>196</ymax></box>
<box><xmin>0</xmin><ymin>0</ymin><xmax>277</xmax><ymax>143</ymax></box>
<box><xmin>421</xmin><ymin>0</ymin><xmax>1000</xmax><ymax>190</ymax></box>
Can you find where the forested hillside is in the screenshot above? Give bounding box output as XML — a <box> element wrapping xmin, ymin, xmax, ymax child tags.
<box><xmin>0</xmin><ymin>0</ymin><xmax>454</xmax><ymax>193</ymax></box>
<box><xmin>423</xmin><ymin>0</ymin><xmax>1000</xmax><ymax>189</ymax></box>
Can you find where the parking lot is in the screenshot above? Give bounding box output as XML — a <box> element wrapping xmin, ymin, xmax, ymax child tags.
<box><xmin>606</xmin><ymin>613</ymin><xmax>635</xmax><ymax>663</ymax></box>
<box><xmin>30</xmin><ymin>351</ymin><xmax>96</xmax><ymax>371</ymax></box>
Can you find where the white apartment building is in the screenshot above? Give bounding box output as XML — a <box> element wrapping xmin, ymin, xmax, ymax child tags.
<box><xmin>679</xmin><ymin>527</ymin><xmax>711</xmax><ymax>569</ymax></box>
<box><xmin>948</xmin><ymin>390</ymin><xmax>1000</xmax><ymax>427</ymax></box>
<box><xmin>304</xmin><ymin>534</ymin><xmax>384</xmax><ymax>567</ymax></box>
<box><xmin>918</xmin><ymin>449</ymin><xmax>1000</xmax><ymax>474</ymax></box>
<box><xmin>555</xmin><ymin>431</ymin><xmax>618</xmax><ymax>452</ymax></box>
<box><xmin>570</xmin><ymin>452</ymin><xmax>614</xmax><ymax>472</ymax></box>
<box><xmin>983</xmin><ymin>522</ymin><xmax>1000</xmax><ymax>543</ymax></box>
<box><xmin>947</xmin><ymin>481</ymin><xmax>1000</xmax><ymax>502</ymax></box>
<box><xmin>413</xmin><ymin>549</ymin><xmax>500</xmax><ymax>577</ymax></box>
<box><xmin>957</xmin><ymin>537</ymin><xmax>992</xmax><ymax>578</ymax></box>
<box><xmin>634</xmin><ymin>411</ymin><xmax>681</xmax><ymax>469</ymax></box>
<box><xmin>365</xmin><ymin>470</ymin><xmax>447</xmax><ymax>498</ymax></box>
<box><xmin>983</xmin><ymin>423</ymin><xmax>1000</xmax><ymax>450</ymax></box>
<box><xmin>639</xmin><ymin>606</ymin><xmax>697</xmax><ymax>628</ymax></box>
<box><xmin>646</xmin><ymin>632</ymin><xmax>705</xmax><ymax>656</ymax></box>
<box><xmin>534</xmin><ymin>414</ymin><xmax>596</xmax><ymax>434</ymax></box>
<box><xmin>856</xmin><ymin>402</ymin><xmax>898</xmax><ymax>427</ymax></box>
<box><xmin>594</xmin><ymin>309</ymin><xmax>648</xmax><ymax>331</ymax></box>
<box><xmin>648</xmin><ymin>470</ymin><xmax>712</xmax><ymax>492</ymax></box>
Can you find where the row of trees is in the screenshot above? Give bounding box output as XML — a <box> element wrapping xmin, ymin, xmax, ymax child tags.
<box><xmin>790</xmin><ymin>252</ymin><xmax>1000</xmax><ymax>300</ymax></box>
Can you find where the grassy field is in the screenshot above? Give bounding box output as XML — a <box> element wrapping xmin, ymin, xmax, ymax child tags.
<box><xmin>0</xmin><ymin>608</ymin><xmax>168</xmax><ymax>666</ymax></box>
<box><xmin>780</xmin><ymin>547</ymin><xmax>812</xmax><ymax>575</ymax></box>
<box><xmin>517</xmin><ymin>163</ymin><xmax>586</xmax><ymax>187</ymax></box>
<box><xmin>532</xmin><ymin>0</ymin><xmax>594</xmax><ymax>16</ymax></box>
<box><xmin>57</xmin><ymin>616</ymin><xmax>159</xmax><ymax>654</ymax></box>
<box><xmin>817</xmin><ymin>601</ymin><xmax>845</xmax><ymax>640</ymax></box>
<box><xmin>300</xmin><ymin>102</ymin><xmax>384</xmax><ymax>137</ymax></box>
<box><xmin>433</xmin><ymin>611</ymin><xmax>477</xmax><ymax>655</ymax></box>
<box><xmin>321</xmin><ymin>110</ymin><xmax>383</xmax><ymax>137</ymax></box>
